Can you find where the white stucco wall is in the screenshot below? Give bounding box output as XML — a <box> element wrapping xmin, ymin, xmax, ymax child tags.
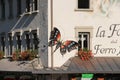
<box><xmin>48</xmin><ymin>0</ymin><xmax>120</xmax><ymax>67</ymax></box>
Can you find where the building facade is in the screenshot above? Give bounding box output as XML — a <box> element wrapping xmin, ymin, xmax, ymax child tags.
<box><xmin>0</xmin><ymin>0</ymin><xmax>48</xmax><ymax>67</ymax></box>
<box><xmin>0</xmin><ymin>0</ymin><xmax>120</xmax><ymax>80</ymax></box>
<box><xmin>48</xmin><ymin>0</ymin><xmax>120</xmax><ymax>67</ymax></box>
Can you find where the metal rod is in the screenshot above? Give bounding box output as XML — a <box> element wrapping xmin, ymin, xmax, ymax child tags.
<box><xmin>51</xmin><ymin>0</ymin><xmax>54</xmax><ymax>68</ymax></box>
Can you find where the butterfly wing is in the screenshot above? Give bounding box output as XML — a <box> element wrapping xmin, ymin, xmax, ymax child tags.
<box><xmin>60</xmin><ymin>45</ymin><xmax>67</xmax><ymax>55</ymax></box>
<box><xmin>54</xmin><ymin>41</ymin><xmax>62</xmax><ymax>52</ymax></box>
<box><xmin>60</xmin><ymin>40</ymin><xmax>78</xmax><ymax>55</ymax></box>
<box><xmin>66</xmin><ymin>40</ymin><xmax>78</xmax><ymax>52</ymax></box>
<box><xmin>48</xmin><ymin>27</ymin><xmax>61</xmax><ymax>46</ymax></box>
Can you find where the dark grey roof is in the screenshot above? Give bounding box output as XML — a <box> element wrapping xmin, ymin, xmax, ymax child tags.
<box><xmin>0</xmin><ymin>57</ymin><xmax>120</xmax><ymax>74</ymax></box>
<box><xmin>61</xmin><ymin>56</ymin><xmax>120</xmax><ymax>73</ymax></box>
<box><xmin>33</xmin><ymin>56</ymin><xmax>120</xmax><ymax>74</ymax></box>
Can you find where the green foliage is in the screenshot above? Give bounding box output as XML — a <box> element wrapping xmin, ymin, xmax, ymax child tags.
<box><xmin>15</xmin><ymin>49</ymin><xmax>20</xmax><ymax>59</ymax></box>
<box><xmin>29</xmin><ymin>49</ymin><xmax>38</xmax><ymax>59</ymax></box>
<box><xmin>0</xmin><ymin>51</ymin><xmax>4</xmax><ymax>59</ymax></box>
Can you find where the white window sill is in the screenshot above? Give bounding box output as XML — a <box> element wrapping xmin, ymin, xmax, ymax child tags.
<box><xmin>20</xmin><ymin>10</ymin><xmax>39</xmax><ymax>16</ymax></box>
<box><xmin>74</xmin><ymin>9</ymin><xmax>93</xmax><ymax>12</ymax></box>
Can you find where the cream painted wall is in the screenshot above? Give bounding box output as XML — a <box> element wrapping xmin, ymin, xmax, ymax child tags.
<box><xmin>48</xmin><ymin>0</ymin><xmax>120</xmax><ymax>67</ymax></box>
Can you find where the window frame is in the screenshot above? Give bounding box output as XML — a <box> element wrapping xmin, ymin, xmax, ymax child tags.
<box><xmin>75</xmin><ymin>26</ymin><xmax>93</xmax><ymax>50</ymax></box>
<box><xmin>78</xmin><ymin>32</ymin><xmax>90</xmax><ymax>50</ymax></box>
<box><xmin>25</xmin><ymin>0</ymin><xmax>39</xmax><ymax>14</ymax></box>
<box><xmin>75</xmin><ymin>0</ymin><xmax>93</xmax><ymax>12</ymax></box>
<box><xmin>25</xmin><ymin>33</ymin><xmax>31</xmax><ymax>50</ymax></box>
<box><xmin>16</xmin><ymin>34</ymin><xmax>21</xmax><ymax>51</ymax></box>
<box><xmin>8</xmin><ymin>33</ymin><xmax>13</xmax><ymax>56</ymax></box>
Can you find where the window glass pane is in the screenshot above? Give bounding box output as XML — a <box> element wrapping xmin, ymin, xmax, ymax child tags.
<box><xmin>78</xmin><ymin>32</ymin><xmax>90</xmax><ymax>50</ymax></box>
<box><xmin>83</xmin><ymin>35</ymin><xmax>88</xmax><ymax>49</ymax></box>
<box><xmin>33</xmin><ymin>33</ymin><xmax>38</xmax><ymax>49</ymax></box>
<box><xmin>1</xmin><ymin>36</ymin><xmax>5</xmax><ymax>51</ymax></box>
<box><xmin>17</xmin><ymin>0</ymin><xmax>21</xmax><ymax>16</ymax></box>
<box><xmin>26</xmin><ymin>34</ymin><xmax>30</xmax><ymax>50</ymax></box>
<box><xmin>0</xmin><ymin>0</ymin><xmax>5</xmax><ymax>19</ymax></box>
<box><xmin>78</xmin><ymin>0</ymin><xmax>89</xmax><ymax>9</ymax></box>
<box><xmin>26</xmin><ymin>0</ymin><xmax>30</xmax><ymax>12</ymax></box>
<box><xmin>78</xmin><ymin>40</ymin><xmax>82</xmax><ymax>50</ymax></box>
<box><xmin>8</xmin><ymin>0</ymin><xmax>13</xmax><ymax>19</ymax></box>
<box><xmin>17</xmin><ymin>35</ymin><xmax>21</xmax><ymax>51</ymax></box>
<box><xmin>78</xmin><ymin>35</ymin><xmax>82</xmax><ymax>50</ymax></box>
<box><xmin>9</xmin><ymin>35</ymin><xmax>13</xmax><ymax>55</ymax></box>
<box><xmin>34</xmin><ymin>0</ymin><xmax>38</xmax><ymax>10</ymax></box>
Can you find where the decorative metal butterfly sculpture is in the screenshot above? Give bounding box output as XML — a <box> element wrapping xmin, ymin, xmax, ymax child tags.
<box><xmin>48</xmin><ymin>27</ymin><xmax>78</xmax><ymax>55</ymax></box>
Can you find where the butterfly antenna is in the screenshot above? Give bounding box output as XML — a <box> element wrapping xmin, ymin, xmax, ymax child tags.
<box><xmin>53</xmin><ymin>48</ymin><xmax>57</xmax><ymax>53</ymax></box>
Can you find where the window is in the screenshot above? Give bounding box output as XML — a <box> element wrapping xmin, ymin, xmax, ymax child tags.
<box><xmin>0</xmin><ymin>0</ymin><xmax>5</xmax><ymax>20</ymax></box>
<box><xmin>75</xmin><ymin>26</ymin><xmax>93</xmax><ymax>50</ymax></box>
<box><xmin>8</xmin><ymin>0</ymin><xmax>13</xmax><ymax>19</ymax></box>
<box><xmin>75</xmin><ymin>0</ymin><xmax>93</xmax><ymax>11</ymax></box>
<box><xmin>78</xmin><ymin>0</ymin><xmax>89</xmax><ymax>9</ymax></box>
<box><xmin>26</xmin><ymin>0</ymin><xmax>39</xmax><ymax>14</ymax></box>
<box><xmin>25</xmin><ymin>34</ymin><xmax>30</xmax><ymax>50</ymax></box>
<box><xmin>78</xmin><ymin>32</ymin><xmax>90</xmax><ymax>50</ymax></box>
<box><xmin>34</xmin><ymin>0</ymin><xmax>38</xmax><ymax>10</ymax></box>
<box><xmin>16</xmin><ymin>35</ymin><xmax>21</xmax><ymax>51</ymax></box>
<box><xmin>17</xmin><ymin>0</ymin><xmax>21</xmax><ymax>16</ymax></box>
<box><xmin>8</xmin><ymin>34</ymin><xmax>13</xmax><ymax>55</ymax></box>
<box><xmin>26</xmin><ymin>0</ymin><xmax>30</xmax><ymax>12</ymax></box>
<box><xmin>1</xmin><ymin>36</ymin><xmax>5</xmax><ymax>52</ymax></box>
<box><xmin>33</xmin><ymin>33</ymin><xmax>39</xmax><ymax>49</ymax></box>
